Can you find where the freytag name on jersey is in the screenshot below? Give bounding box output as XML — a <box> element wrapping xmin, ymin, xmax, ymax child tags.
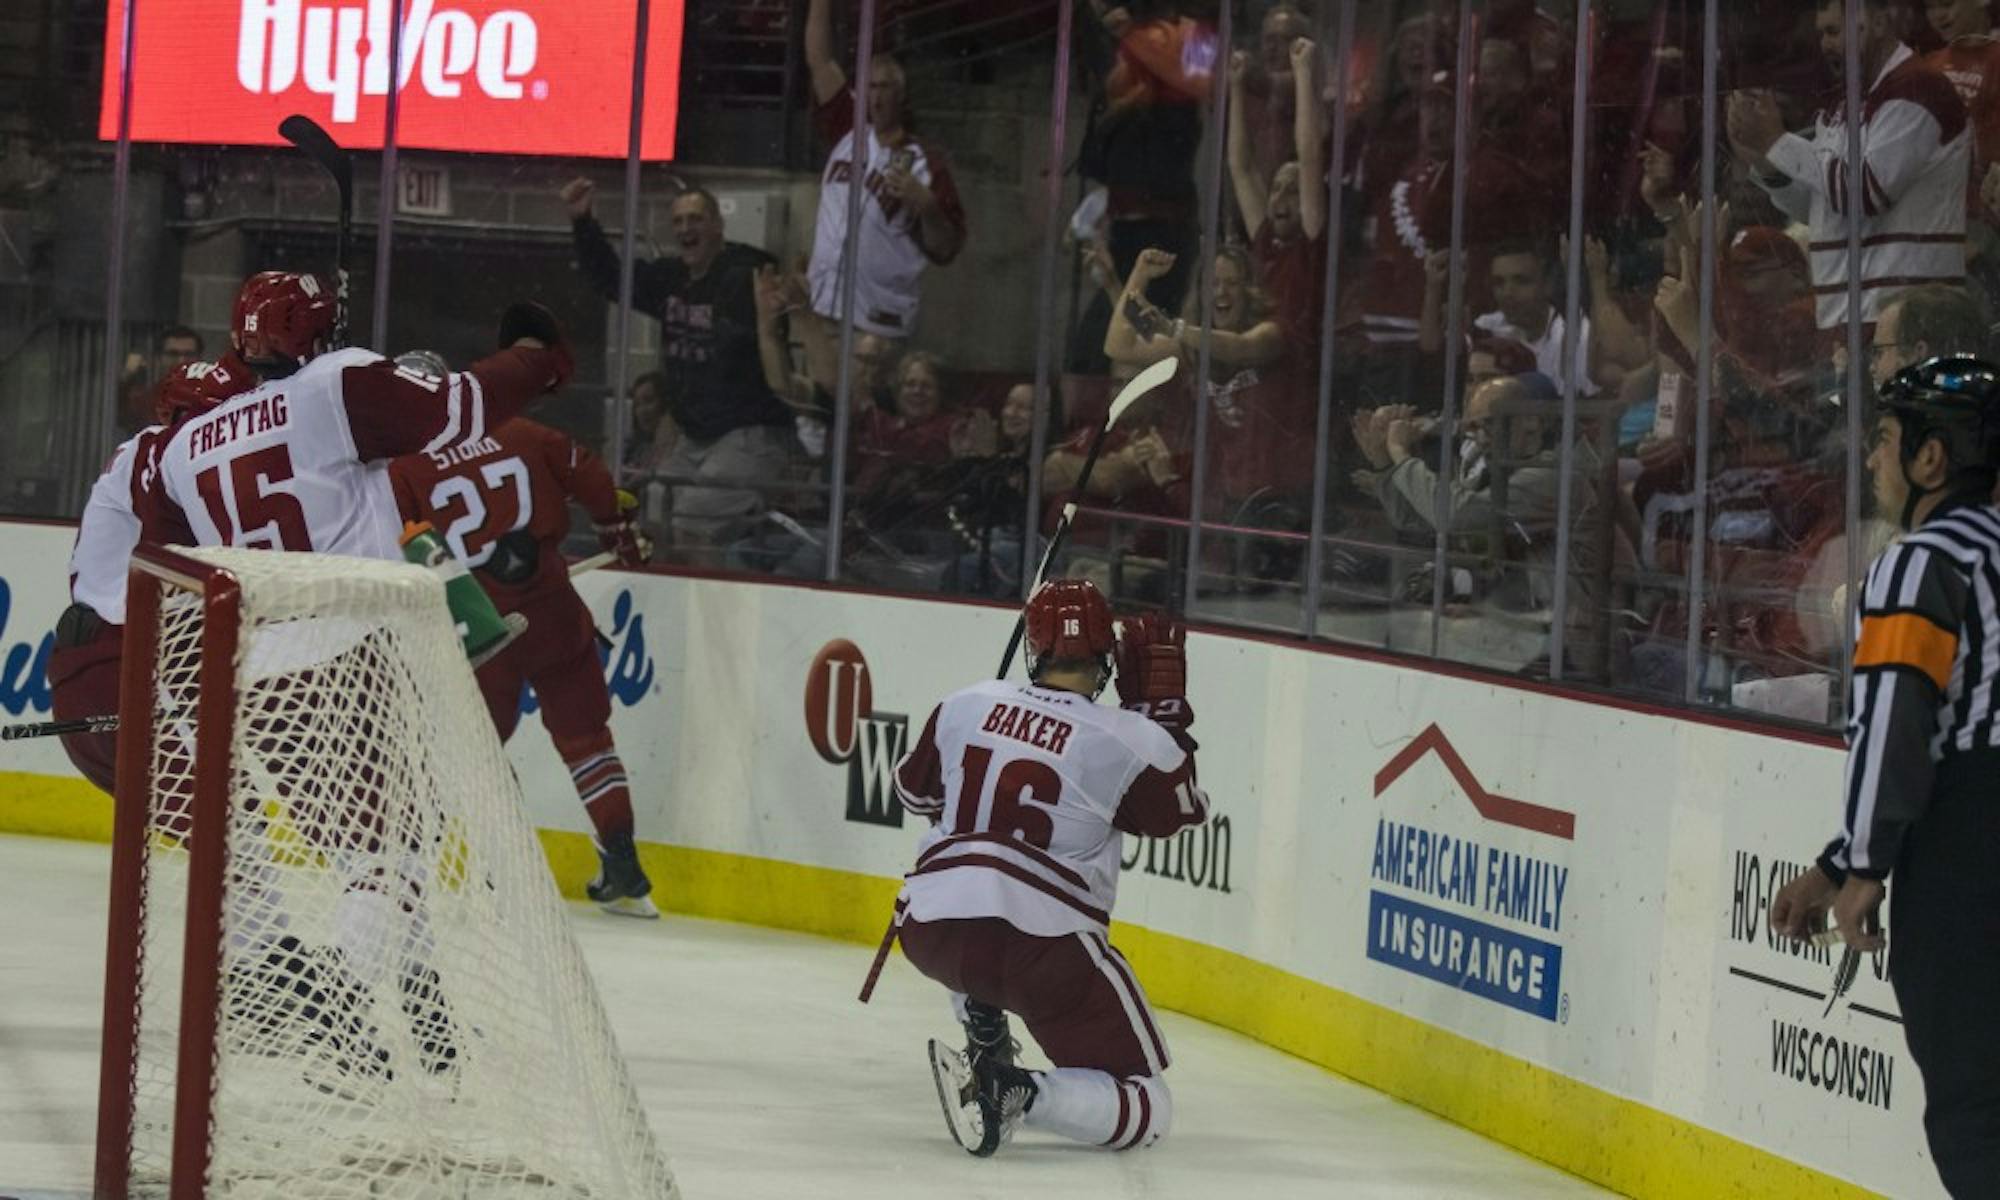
<box><xmin>239</xmin><ymin>0</ymin><xmax>541</xmax><ymax>124</ymax></box>
<box><xmin>1362</xmin><ymin>725</ymin><xmax>1576</xmax><ymax>1022</ymax></box>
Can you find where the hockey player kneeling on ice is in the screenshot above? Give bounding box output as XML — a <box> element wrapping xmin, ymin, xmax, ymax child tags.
<box><xmin>892</xmin><ymin>579</ymin><xmax>1209</xmax><ymax>1155</ymax></box>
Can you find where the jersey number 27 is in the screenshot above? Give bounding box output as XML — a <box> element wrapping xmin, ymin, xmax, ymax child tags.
<box><xmin>428</xmin><ymin>457</ymin><xmax>533</xmax><ymax>567</ymax></box>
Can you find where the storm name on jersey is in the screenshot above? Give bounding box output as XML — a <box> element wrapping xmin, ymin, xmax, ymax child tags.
<box><xmin>426</xmin><ymin>434</ymin><xmax>504</xmax><ymax>470</ymax></box>
<box><xmin>981</xmin><ymin>702</ymin><xmax>1074</xmax><ymax>756</ymax></box>
<box><xmin>186</xmin><ymin>394</ymin><xmax>291</xmax><ymax>457</ymax></box>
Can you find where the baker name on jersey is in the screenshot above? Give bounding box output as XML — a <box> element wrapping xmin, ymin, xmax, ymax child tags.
<box><xmin>187</xmin><ymin>394</ymin><xmax>292</xmax><ymax>457</ymax></box>
<box><xmin>980</xmin><ymin>701</ymin><xmax>1074</xmax><ymax>757</ymax></box>
<box><xmin>426</xmin><ymin>434</ymin><xmax>503</xmax><ymax>470</ymax></box>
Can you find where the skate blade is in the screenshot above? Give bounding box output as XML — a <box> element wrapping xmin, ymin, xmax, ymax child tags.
<box><xmin>928</xmin><ymin>1039</ymin><xmax>996</xmax><ymax>1156</ymax></box>
<box><xmin>598</xmin><ymin>894</ymin><xmax>661</xmax><ymax>919</ymax></box>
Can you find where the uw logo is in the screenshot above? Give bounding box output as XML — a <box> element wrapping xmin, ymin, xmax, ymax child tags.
<box><xmin>0</xmin><ymin>577</ymin><xmax>54</xmax><ymax>717</ymax></box>
<box><xmin>803</xmin><ymin>639</ymin><xmax>908</xmax><ymax>829</ymax></box>
<box><xmin>520</xmin><ymin>589</ymin><xmax>654</xmax><ymax>716</ymax></box>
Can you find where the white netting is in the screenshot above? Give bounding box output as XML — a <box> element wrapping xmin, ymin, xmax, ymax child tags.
<box><xmin>120</xmin><ymin>547</ymin><xmax>677</xmax><ymax>1198</ymax></box>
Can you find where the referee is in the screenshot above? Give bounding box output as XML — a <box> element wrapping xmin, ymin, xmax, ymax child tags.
<box><xmin>1772</xmin><ymin>355</ymin><xmax>2000</xmax><ymax>1195</ymax></box>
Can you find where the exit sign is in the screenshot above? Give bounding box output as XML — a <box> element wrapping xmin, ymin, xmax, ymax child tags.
<box><xmin>398</xmin><ymin>163</ymin><xmax>451</xmax><ymax>217</ymax></box>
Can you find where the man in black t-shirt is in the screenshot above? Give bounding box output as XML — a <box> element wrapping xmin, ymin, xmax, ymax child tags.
<box><xmin>563</xmin><ymin>178</ymin><xmax>797</xmax><ymax>555</ymax></box>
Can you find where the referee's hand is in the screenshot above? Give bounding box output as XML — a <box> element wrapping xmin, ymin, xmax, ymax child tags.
<box><xmin>1832</xmin><ymin>877</ymin><xmax>1888</xmax><ymax>953</ymax></box>
<box><xmin>1770</xmin><ymin>865</ymin><xmax>1838</xmax><ymax>942</ymax></box>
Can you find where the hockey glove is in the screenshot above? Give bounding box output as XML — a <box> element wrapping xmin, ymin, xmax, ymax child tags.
<box><xmin>1115</xmin><ymin>613</ymin><xmax>1188</xmax><ymax>706</ymax></box>
<box><xmin>1127</xmin><ymin>695</ymin><xmax>1197</xmax><ymax>752</ymax></box>
<box><xmin>497</xmin><ymin>300</ymin><xmax>564</xmax><ymax>349</ymax></box>
<box><xmin>497</xmin><ymin>301</ymin><xmax>575</xmax><ymax>390</ymax></box>
<box><xmin>596</xmin><ymin>489</ymin><xmax>653</xmax><ymax>567</ymax></box>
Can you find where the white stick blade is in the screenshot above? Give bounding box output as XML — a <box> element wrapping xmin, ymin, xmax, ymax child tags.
<box><xmin>1107</xmin><ymin>355</ymin><xmax>1179</xmax><ymax>427</ymax></box>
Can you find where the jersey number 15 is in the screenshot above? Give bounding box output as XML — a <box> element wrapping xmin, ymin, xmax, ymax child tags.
<box><xmin>195</xmin><ymin>445</ymin><xmax>313</xmax><ymax>551</ymax></box>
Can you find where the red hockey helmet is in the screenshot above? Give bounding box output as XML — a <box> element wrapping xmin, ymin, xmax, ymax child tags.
<box><xmin>151</xmin><ymin>351</ymin><xmax>255</xmax><ymax>426</ymax></box>
<box><xmin>232</xmin><ymin>271</ymin><xmax>337</xmax><ymax>369</ymax></box>
<box><xmin>1024</xmin><ymin>579</ymin><xmax>1117</xmax><ymax>681</ymax></box>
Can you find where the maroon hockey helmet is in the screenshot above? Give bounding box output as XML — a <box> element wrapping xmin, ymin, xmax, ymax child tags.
<box><xmin>151</xmin><ymin>352</ymin><xmax>255</xmax><ymax>426</ymax></box>
<box><xmin>1024</xmin><ymin>579</ymin><xmax>1117</xmax><ymax>676</ymax></box>
<box><xmin>232</xmin><ymin>271</ymin><xmax>337</xmax><ymax>369</ymax></box>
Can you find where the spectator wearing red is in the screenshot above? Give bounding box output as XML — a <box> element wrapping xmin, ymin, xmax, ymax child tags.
<box><xmin>1483</xmin><ymin>0</ymin><xmax>1571</xmax><ymax>90</ymax></box>
<box><xmin>1350</xmin><ymin>12</ymin><xmax>1455</xmax><ymax>222</ymax></box>
<box><xmin>1654</xmin><ymin>225</ymin><xmax>1818</xmax><ymax>400</ymax></box>
<box><xmin>1729</xmin><ymin>0</ymin><xmax>1968</xmax><ymax>332</ymax></box>
<box><xmin>851</xmin><ymin>350</ymin><xmax>957</xmax><ymax>502</ymax></box>
<box><xmin>1077</xmin><ymin>0</ymin><xmax>1217</xmax><ymax>322</ymax></box>
<box><xmin>1229</xmin><ymin>35</ymin><xmax>1330</xmax><ymax>369</ymax></box>
<box><xmin>1231</xmin><ymin>3</ymin><xmax>1315</xmax><ymax>197</ymax></box>
<box><xmin>1343</xmin><ymin>70</ymin><xmax>1456</xmax><ymax>364</ymax></box>
<box><xmin>1470</xmin><ymin>35</ymin><xmax>1569</xmax><ymax>234</ymax></box>
<box><xmin>1107</xmin><ymin>245</ymin><xmax>1309</xmax><ymax>509</ymax></box>
<box><xmin>1925</xmin><ymin>0</ymin><xmax>2000</xmax><ymax>195</ymax></box>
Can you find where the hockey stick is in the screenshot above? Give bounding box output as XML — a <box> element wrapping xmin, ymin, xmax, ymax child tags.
<box><xmin>568</xmin><ymin>551</ymin><xmax>617</xmax><ymax>576</ymax></box>
<box><xmin>11</xmin><ymin>557</ymin><xmax>615</xmax><ymax>742</ymax></box>
<box><xmin>2</xmin><ymin>713</ymin><xmax>118</xmax><ymax>741</ymax></box>
<box><xmin>278</xmin><ymin>114</ymin><xmax>353</xmax><ymax>348</ymax></box>
<box><xmin>993</xmin><ymin>355</ymin><xmax>1178</xmax><ymax>679</ymax></box>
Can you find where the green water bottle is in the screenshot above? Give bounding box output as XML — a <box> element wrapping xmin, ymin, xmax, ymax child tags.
<box><xmin>400</xmin><ymin>521</ymin><xmax>520</xmax><ymax>667</ymax></box>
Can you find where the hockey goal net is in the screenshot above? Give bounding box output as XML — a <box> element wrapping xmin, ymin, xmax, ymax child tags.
<box><xmin>96</xmin><ymin>544</ymin><xmax>678</xmax><ymax>1199</ymax></box>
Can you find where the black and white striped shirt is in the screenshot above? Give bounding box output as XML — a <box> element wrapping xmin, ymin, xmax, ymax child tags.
<box><xmin>1827</xmin><ymin>501</ymin><xmax>2000</xmax><ymax>880</ymax></box>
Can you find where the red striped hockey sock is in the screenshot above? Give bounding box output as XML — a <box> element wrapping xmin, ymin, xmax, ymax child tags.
<box><xmin>552</xmin><ymin>729</ymin><xmax>635</xmax><ymax>842</ymax></box>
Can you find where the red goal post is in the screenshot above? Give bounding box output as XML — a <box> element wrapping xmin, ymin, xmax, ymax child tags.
<box><xmin>92</xmin><ymin>543</ymin><xmax>676</xmax><ymax>1199</ymax></box>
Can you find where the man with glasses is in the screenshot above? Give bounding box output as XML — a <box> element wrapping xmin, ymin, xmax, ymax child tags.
<box><xmin>1869</xmin><ymin>283</ymin><xmax>1991</xmax><ymax>386</ymax></box>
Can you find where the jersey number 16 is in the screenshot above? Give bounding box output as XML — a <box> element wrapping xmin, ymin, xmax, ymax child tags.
<box><xmin>951</xmin><ymin>745</ymin><xmax>1063</xmax><ymax>850</ymax></box>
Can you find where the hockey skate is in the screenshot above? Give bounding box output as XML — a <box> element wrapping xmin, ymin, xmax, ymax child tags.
<box><xmin>223</xmin><ymin>934</ymin><xmax>325</xmax><ymax>1056</ymax></box>
<box><xmin>961</xmin><ymin>1000</ymin><xmax>1019</xmax><ymax>1072</ymax></box>
<box><xmin>400</xmin><ymin>962</ymin><xmax>463</xmax><ymax>1078</ymax></box>
<box><xmin>586</xmin><ymin>831</ymin><xmax>659</xmax><ymax>919</ymax></box>
<box><xmin>295</xmin><ymin>949</ymin><xmax>394</xmax><ymax>1100</ymax></box>
<box><xmin>928</xmin><ymin>1035</ymin><xmax>1038</xmax><ymax>1157</ymax></box>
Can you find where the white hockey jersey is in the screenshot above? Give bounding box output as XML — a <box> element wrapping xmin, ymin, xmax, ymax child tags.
<box><xmin>68</xmin><ymin>426</ymin><xmax>172</xmax><ymax>624</ymax></box>
<box><xmin>807</xmin><ymin>88</ymin><xmax>966</xmax><ymax>338</ymax></box>
<box><xmin>893</xmin><ymin>680</ymin><xmax>1208</xmax><ymax>939</ymax></box>
<box><xmin>145</xmin><ymin>344</ymin><xmax>570</xmax><ymax>561</ymax></box>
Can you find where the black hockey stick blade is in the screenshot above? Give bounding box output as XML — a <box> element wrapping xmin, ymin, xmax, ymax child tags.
<box><xmin>3</xmin><ymin>714</ymin><xmax>118</xmax><ymax>741</ymax></box>
<box><xmin>278</xmin><ymin>114</ymin><xmax>353</xmax><ymax>346</ymax></box>
<box><xmin>278</xmin><ymin>114</ymin><xmax>353</xmax><ymax>202</ymax></box>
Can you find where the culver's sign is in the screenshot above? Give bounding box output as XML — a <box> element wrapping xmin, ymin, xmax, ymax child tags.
<box><xmin>99</xmin><ymin>0</ymin><xmax>686</xmax><ymax>158</ymax></box>
<box><xmin>519</xmin><ymin>587</ymin><xmax>654</xmax><ymax>717</ymax></box>
<box><xmin>0</xmin><ymin>577</ymin><xmax>54</xmax><ymax>718</ymax></box>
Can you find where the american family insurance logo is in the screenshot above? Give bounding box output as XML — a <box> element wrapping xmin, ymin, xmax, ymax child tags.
<box><xmin>99</xmin><ymin>0</ymin><xmax>686</xmax><ymax>157</ymax></box>
<box><xmin>803</xmin><ymin>639</ymin><xmax>909</xmax><ymax>830</ymax></box>
<box><xmin>1364</xmin><ymin>725</ymin><xmax>1576</xmax><ymax>1022</ymax></box>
